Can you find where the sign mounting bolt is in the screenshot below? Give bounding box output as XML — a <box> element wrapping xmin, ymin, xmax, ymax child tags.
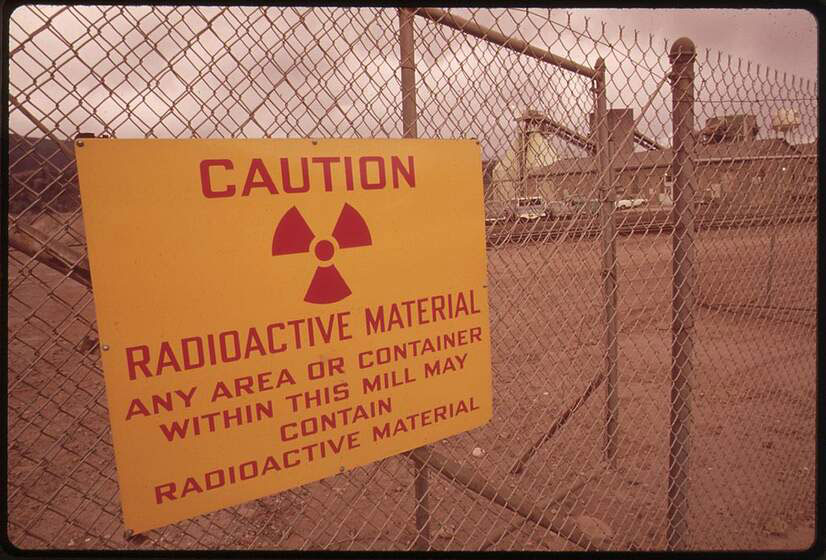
<box><xmin>76</xmin><ymin>140</ymin><xmax>84</xmax><ymax>147</ymax></box>
<box><xmin>102</xmin><ymin>344</ymin><xmax>110</xmax><ymax>351</ymax></box>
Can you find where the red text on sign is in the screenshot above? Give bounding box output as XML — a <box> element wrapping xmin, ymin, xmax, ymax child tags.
<box><xmin>200</xmin><ymin>155</ymin><xmax>415</xmax><ymax>198</ymax></box>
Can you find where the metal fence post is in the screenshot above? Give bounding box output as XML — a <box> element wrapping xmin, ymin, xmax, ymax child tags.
<box><xmin>399</xmin><ymin>7</ymin><xmax>431</xmax><ymax>551</ymax></box>
<box><xmin>667</xmin><ymin>36</ymin><xmax>696</xmax><ymax>550</ymax></box>
<box><xmin>400</xmin><ymin>9</ymin><xmax>418</xmax><ymax>140</ymax></box>
<box><xmin>593</xmin><ymin>57</ymin><xmax>619</xmax><ymax>467</ymax></box>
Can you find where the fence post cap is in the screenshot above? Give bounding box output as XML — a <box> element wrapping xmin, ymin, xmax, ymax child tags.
<box><xmin>669</xmin><ymin>37</ymin><xmax>696</xmax><ymax>63</ymax></box>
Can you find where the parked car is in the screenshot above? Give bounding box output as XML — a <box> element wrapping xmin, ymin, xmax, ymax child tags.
<box><xmin>510</xmin><ymin>196</ymin><xmax>547</xmax><ymax>220</ymax></box>
<box><xmin>615</xmin><ymin>198</ymin><xmax>647</xmax><ymax>210</ymax></box>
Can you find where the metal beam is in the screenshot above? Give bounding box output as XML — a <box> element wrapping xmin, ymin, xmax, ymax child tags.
<box><xmin>520</xmin><ymin>113</ymin><xmax>596</xmax><ymax>153</ymax></box>
<box><xmin>414</xmin><ymin>8</ymin><xmax>596</xmax><ymax>79</ymax></box>
<box><xmin>9</xmin><ymin>94</ymin><xmax>75</xmax><ymax>160</ymax></box>
<box><xmin>9</xmin><ymin>224</ymin><xmax>92</xmax><ymax>289</ymax></box>
<box><xmin>406</xmin><ymin>447</ymin><xmax>610</xmax><ymax>550</ymax></box>
<box><xmin>634</xmin><ymin>130</ymin><xmax>665</xmax><ymax>151</ymax></box>
<box><xmin>520</xmin><ymin>112</ymin><xmax>666</xmax><ymax>154</ymax></box>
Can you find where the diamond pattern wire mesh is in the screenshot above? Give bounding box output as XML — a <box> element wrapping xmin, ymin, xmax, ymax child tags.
<box><xmin>7</xmin><ymin>6</ymin><xmax>816</xmax><ymax>551</ymax></box>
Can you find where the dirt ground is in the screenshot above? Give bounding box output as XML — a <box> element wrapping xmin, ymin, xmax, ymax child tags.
<box><xmin>6</xmin><ymin>216</ymin><xmax>816</xmax><ymax>551</ymax></box>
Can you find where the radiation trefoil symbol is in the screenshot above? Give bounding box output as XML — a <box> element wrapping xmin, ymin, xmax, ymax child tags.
<box><xmin>272</xmin><ymin>204</ymin><xmax>372</xmax><ymax>304</ymax></box>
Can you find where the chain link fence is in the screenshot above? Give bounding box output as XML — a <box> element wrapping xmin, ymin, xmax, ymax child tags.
<box><xmin>7</xmin><ymin>6</ymin><xmax>817</xmax><ymax>551</ymax></box>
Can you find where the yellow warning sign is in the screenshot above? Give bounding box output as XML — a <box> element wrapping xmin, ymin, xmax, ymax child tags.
<box><xmin>75</xmin><ymin>138</ymin><xmax>492</xmax><ymax>533</ymax></box>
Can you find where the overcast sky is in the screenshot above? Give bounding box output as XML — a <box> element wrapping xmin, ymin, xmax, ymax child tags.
<box><xmin>8</xmin><ymin>7</ymin><xmax>818</xmax><ymax>158</ymax></box>
<box><xmin>572</xmin><ymin>9</ymin><xmax>817</xmax><ymax>82</ymax></box>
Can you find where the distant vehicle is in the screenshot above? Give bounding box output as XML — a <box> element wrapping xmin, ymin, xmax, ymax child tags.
<box><xmin>615</xmin><ymin>198</ymin><xmax>647</xmax><ymax>210</ymax></box>
<box><xmin>510</xmin><ymin>196</ymin><xmax>547</xmax><ymax>220</ymax></box>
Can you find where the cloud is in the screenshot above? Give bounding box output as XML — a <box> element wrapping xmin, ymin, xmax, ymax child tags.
<box><xmin>9</xmin><ymin>6</ymin><xmax>818</xmax><ymax>157</ymax></box>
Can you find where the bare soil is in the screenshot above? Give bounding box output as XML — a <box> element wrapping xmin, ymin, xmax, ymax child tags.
<box><xmin>7</xmin><ymin>218</ymin><xmax>816</xmax><ymax>551</ymax></box>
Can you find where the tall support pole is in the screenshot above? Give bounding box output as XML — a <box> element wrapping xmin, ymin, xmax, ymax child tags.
<box><xmin>593</xmin><ymin>57</ymin><xmax>619</xmax><ymax>466</ymax></box>
<box><xmin>667</xmin><ymin>37</ymin><xmax>696</xmax><ymax>550</ymax></box>
<box><xmin>399</xmin><ymin>8</ymin><xmax>431</xmax><ymax>551</ymax></box>
<box><xmin>400</xmin><ymin>9</ymin><xmax>418</xmax><ymax>139</ymax></box>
